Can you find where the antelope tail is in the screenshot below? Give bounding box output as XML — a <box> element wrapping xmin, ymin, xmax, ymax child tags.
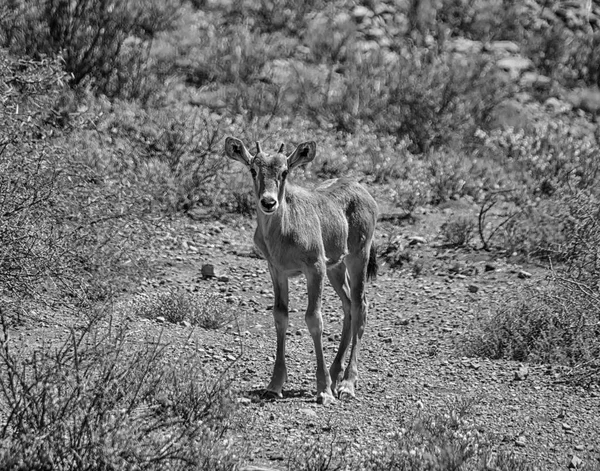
<box><xmin>366</xmin><ymin>243</ymin><xmax>378</xmax><ymax>281</ymax></box>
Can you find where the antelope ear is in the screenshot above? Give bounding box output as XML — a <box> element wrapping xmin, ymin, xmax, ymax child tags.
<box><xmin>287</xmin><ymin>141</ymin><xmax>316</xmax><ymax>170</ymax></box>
<box><xmin>224</xmin><ymin>137</ymin><xmax>253</xmax><ymax>166</ymax></box>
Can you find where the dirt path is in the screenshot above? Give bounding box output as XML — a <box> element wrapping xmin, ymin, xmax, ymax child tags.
<box><xmin>6</xmin><ymin>213</ymin><xmax>598</xmax><ymax>470</ymax></box>
<box><xmin>136</xmin><ymin>215</ymin><xmax>599</xmax><ymax>470</ymax></box>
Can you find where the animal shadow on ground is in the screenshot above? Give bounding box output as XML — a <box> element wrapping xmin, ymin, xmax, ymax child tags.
<box><xmin>246</xmin><ymin>387</ymin><xmax>315</xmax><ymax>403</ymax></box>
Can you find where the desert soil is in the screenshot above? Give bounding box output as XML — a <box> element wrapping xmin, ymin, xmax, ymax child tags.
<box><xmin>7</xmin><ymin>205</ymin><xmax>600</xmax><ymax>470</ymax></box>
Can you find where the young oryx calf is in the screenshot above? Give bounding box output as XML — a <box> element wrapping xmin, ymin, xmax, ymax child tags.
<box><xmin>225</xmin><ymin>137</ymin><xmax>378</xmax><ymax>405</ymax></box>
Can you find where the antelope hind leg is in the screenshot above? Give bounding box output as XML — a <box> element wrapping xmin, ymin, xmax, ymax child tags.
<box><xmin>326</xmin><ymin>264</ymin><xmax>353</xmax><ymax>396</ymax></box>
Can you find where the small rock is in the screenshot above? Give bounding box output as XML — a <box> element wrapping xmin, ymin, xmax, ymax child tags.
<box><xmin>487</xmin><ymin>40</ymin><xmax>521</xmax><ymax>54</ymax></box>
<box><xmin>155</xmin><ymin>316</ymin><xmax>166</xmax><ymax>323</ymax></box>
<box><xmin>496</xmin><ymin>56</ymin><xmax>533</xmax><ymax>78</ymax></box>
<box><xmin>467</xmin><ymin>284</ymin><xmax>479</xmax><ymax>293</ymax></box>
<box><xmin>562</xmin><ymin>423</ymin><xmax>572</xmax><ymax>431</ymax></box>
<box><xmin>449</xmin><ymin>37</ymin><xmax>483</xmax><ymax>54</ymax></box>
<box><xmin>484</xmin><ymin>263</ymin><xmax>496</xmax><ymax>272</ymax></box>
<box><xmin>299</xmin><ymin>408</ymin><xmax>318</xmax><ymax>418</ymax></box>
<box><xmin>201</xmin><ymin>264</ymin><xmax>221</xmax><ymax>279</ymax></box>
<box><xmin>217</xmin><ymin>275</ymin><xmax>230</xmax><ymax>282</ymax></box>
<box><xmin>520</xmin><ymin>72</ymin><xmax>551</xmax><ymax>89</ymax></box>
<box><xmin>517</xmin><ymin>270</ymin><xmax>532</xmax><ymax>279</ymax></box>
<box><xmin>544</xmin><ymin>96</ymin><xmax>571</xmax><ymax>113</ymax></box>
<box><xmin>574</xmin><ymin>445</ymin><xmax>585</xmax><ymax>452</ymax></box>
<box><xmin>515</xmin><ymin>435</ymin><xmax>527</xmax><ymax>447</ymax></box>
<box><xmin>352</xmin><ymin>5</ymin><xmax>373</xmax><ymax>21</ymax></box>
<box><xmin>514</xmin><ymin>366</ymin><xmax>529</xmax><ymax>380</ymax></box>
<box><xmin>568</xmin><ymin>455</ymin><xmax>583</xmax><ymax>469</ymax></box>
<box><xmin>180</xmin><ymin>320</ymin><xmax>192</xmax><ymax>328</ymax></box>
<box><xmin>408</xmin><ymin>236</ymin><xmax>427</xmax><ymax>246</ymax></box>
<box><xmin>566</xmin><ymin>87</ymin><xmax>600</xmax><ymax>114</ymax></box>
<box><xmin>237</xmin><ymin>397</ymin><xmax>251</xmax><ymax>405</ymax></box>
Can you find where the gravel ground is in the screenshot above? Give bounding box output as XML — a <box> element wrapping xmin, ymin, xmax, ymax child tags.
<box><xmin>5</xmin><ymin>213</ymin><xmax>599</xmax><ymax>470</ymax></box>
<box><xmin>137</xmin><ymin>215</ymin><xmax>599</xmax><ymax>470</ymax></box>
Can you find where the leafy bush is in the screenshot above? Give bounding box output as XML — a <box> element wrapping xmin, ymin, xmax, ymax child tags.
<box><xmin>322</xmin><ymin>48</ymin><xmax>509</xmax><ymax>153</ymax></box>
<box><xmin>0</xmin><ymin>0</ymin><xmax>181</xmax><ymax>97</ymax></box>
<box><xmin>437</xmin><ymin>0</ymin><xmax>526</xmax><ymax>42</ymax></box>
<box><xmin>473</xmin><ymin>125</ymin><xmax>600</xmax><ymax>255</ymax></box>
<box><xmin>0</xmin><ymin>318</ymin><xmax>240</xmax><ymax>470</ymax></box>
<box><xmin>526</xmin><ymin>24</ymin><xmax>600</xmax><ymax>88</ymax></box>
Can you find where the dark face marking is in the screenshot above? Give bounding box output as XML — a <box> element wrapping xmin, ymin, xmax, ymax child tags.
<box><xmin>250</xmin><ymin>152</ymin><xmax>289</xmax><ymax>215</ymax></box>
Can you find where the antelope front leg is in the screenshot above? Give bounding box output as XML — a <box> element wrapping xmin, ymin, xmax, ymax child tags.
<box><xmin>305</xmin><ymin>265</ymin><xmax>334</xmax><ymax>405</ymax></box>
<box><xmin>266</xmin><ymin>264</ymin><xmax>289</xmax><ymax>398</ymax></box>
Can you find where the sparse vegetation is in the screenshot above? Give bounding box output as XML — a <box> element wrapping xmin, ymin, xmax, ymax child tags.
<box><xmin>133</xmin><ymin>289</ymin><xmax>232</xmax><ymax>329</ymax></box>
<box><xmin>467</xmin><ymin>190</ymin><xmax>600</xmax><ymax>385</ymax></box>
<box><xmin>441</xmin><ymin>216</ymin><xmax>475</xmax><ymax>248</ymax></box>
<box><xmin>1</xmin><ymin>0</ymin><xmax>600</xmax><ymax>467</ymax></box>
<box><xmin>287</xmin><ymin>396</ymin><xmax>535</xmax><ymax>471</ymax></box>
<box><xmin>0</xmin><ymin>316</ymin><xmax>241</xmax><ymax>470</ymax></box>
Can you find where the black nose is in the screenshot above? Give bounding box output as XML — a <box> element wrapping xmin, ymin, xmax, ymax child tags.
<box><xmin>261</xmin><ymin>197</ymin><xmax>277</xmax><ymax>211</ymax></box>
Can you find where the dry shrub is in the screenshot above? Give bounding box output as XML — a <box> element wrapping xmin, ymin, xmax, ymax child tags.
<box><xmin>0</xmin><ymin>53</ymin><xmax>148</xmax><ymax>322</ymax></box>
<box><xmin>0</xmin><ymin>318</ymin><xmax>240</xmax><ymax>470</ymax></box>
<box><xmin>133</xmin><ymin>289</ymin><xmax>232</xmax><ymax>329</ymax></box>
<box><xmin>0</xmin><ymin>0</ymin><xmax>182</xmax><ymax>98</ymax></box>
<box><xmin>467</xmin><ymin>192</ymin><xmax>600</xmax><ymax>385</ymax></box>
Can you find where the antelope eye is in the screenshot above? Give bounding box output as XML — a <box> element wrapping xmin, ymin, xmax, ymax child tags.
<box><xmin>250</xmin><ymin>168</ymin><xmax>257</xmax><ymax>178</ymax></box>
<box><xmin>281</xmin><ymin>170</ymin><xmax>288</xmax><ymax>180</ymax></box>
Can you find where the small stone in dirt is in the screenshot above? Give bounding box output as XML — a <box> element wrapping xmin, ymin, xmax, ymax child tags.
<box><xmin>467</xmin><ymin>284</ymin><xmax>479</xmax><ymax>293</ymax></box>
<box><xmin>155</xmin><ymin>316</ymin><xmax>166</xmax><ymax>323</ymax></box>
<box><xmin>574</xmin><ymin>445</ymin><xmax>585</xmax><ymax>451</ymax></box>
<box><xmin>217</xmin><ymin>275</ymin><xmax>230</xmax><ymax>282</ymax></box>
<box><xmin>201</xmin><ymin>263</ymin><xmax>221</xmax><ymax>279</ymax></box>
<box><xmin>568</xmin><ymin>455</ymin><xmax>583</xmax><ymax>469</ymax></box>
<box><xmin>484</xmin><ymin>263</ymin><xmax>496</xmax><ymax>272</ymax></box>
<box><xmin>299</xmin><ymin>408</ymin><xmax>318</xmax><ymax>418</ymax></box>
<box><xmin>180</xmin><ymin>320</ymin><xmax>192</xmax><ymax>328</ymax></box>
<box><xmin>562</xmin><ymin>423</ymin><xmax>573</xmax><ymax>431</ymax></box>
<box><xmin>515</xmin><ymin>435</ymin><xmax>527</xmax><ymax>447</ymax></box>
<box><xmin>514</xmin><ymin>366</ymin><xmax>529</xmax><ymax>380</ymax></box>
<box><xmin>408</xmin><ymin>236</ymin><xmax>427</xmax><ymax>246</ymax></box>
<box><xmin>237</xmin><ymin>397</ymin><xmax>251</xmax><ymax>405</ymax></box>
<box><xmin>396</xmin><ymin>317</ymin><xmax>409</xmax><ymax>326</ymax></box>
<box><xmin>518</xmin><ymin>270</ymin><xmax>532</xmax><ymax>279</ymax></box>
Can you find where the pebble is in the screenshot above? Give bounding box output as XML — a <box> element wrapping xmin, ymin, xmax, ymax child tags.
<box><xmin>568</xmin><ymin>455</ymin><xmax>583</xmax><ymax>469</ymax></box>
<box><xmin>299</xmin><ymin>408</ymin><xmax>318</xmax><ymax>418</ymax></box>
<box><xmin>514</xmin><ymin>366</ymin><xmax>529</xmax><ymax>380</ymax></box>
<box><xmin>515</xmin><ymin>435</ymin><xmax>527</xmax><ymax>447</ymax></box>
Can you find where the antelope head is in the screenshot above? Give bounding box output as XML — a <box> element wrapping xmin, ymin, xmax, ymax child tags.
<box><xmin>224</xmin><ymin>137</ymin><xmax>316</xmax><ymax>215</ymax></box>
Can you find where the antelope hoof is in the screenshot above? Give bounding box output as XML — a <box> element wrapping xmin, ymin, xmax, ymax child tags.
<box><xmin>262</xmin><ymin>387</ymin><xmax>283</xmax><ymax>400</ymax></box>
<box><xmin>316</xmin><ymin>391</ymin><xmax>336</xmax><ymax>406</ymax></box>
<box><xmin>336</xmin><ymin>381</ymin><xmax>356</xmax><ymax>400</ymax></box>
